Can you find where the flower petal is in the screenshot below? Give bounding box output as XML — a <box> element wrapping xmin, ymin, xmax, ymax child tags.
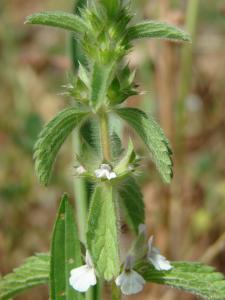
<box><xmin>115</xmin><ymin>270</ymin><xmax>145</xmax><ymax>295</ymax></box>
<box><xmin>76</xmin><ymin>166</ymin><xmax>86</xmax><ymax>175</ymax></box>
<box><xmin>148</xmin><ymin>248</ymin><xmax>172</xmax><ymax>271</ymax></box>
<box><xmin>69</xmin><ymin>265</ymin><xmax>97</xmax><ymax>292</ymax></box>
<box><xmin>107</xmin><ymin>172</ymin><xmax>117</xmax><ymax>180</ymax></box>
<box><xmin>147</xmin><ymin>237</ymin><xmax>172</xmax><ymax>271</ymax></box>
<box><xmin>101</xmin><ymin>164</ymin><xmax>111</xmax><ymax>171</ymax></box>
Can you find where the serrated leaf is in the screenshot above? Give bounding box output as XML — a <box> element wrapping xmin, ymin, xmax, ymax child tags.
<box><xmin>138</xmin><ymin>261</ymin><xmax>225</xmax><ymax>300</ymax></box>
<box><xmin>25</xmin><ymin>11</ymin><xmax>88</xmax><ymax>34</ymax></box>
<box><xmin>50</xmin><ymin>194</ymin><xmax>83</xmax><ymax>300</ymax></box>
<box><xmin>118</xmin><ymin>176</ymin><xmax>145</xmax><ymax>234</ymax></box>
<box><xmin>115</xmin><ymin>108</ymin><xmax>173</xmax><ymax>183</ymax></box>
<box><xmin>90</xmin><ymin>62</ymin><xmax>113</xmax><ymax>111</ymax></box>
<box><xmin>0</xmin><ymin>253</ymin><xmax>49</xmax><ymax>300</ymax></box>
<box><xmin>34</xmin><ymin>107</ymin><xmax>88</xmax><ymax>186</ymax></box>
<box><xmin>87</xmin><ymin>183</ymin><xmax>120</xmax><ymax>281</ymax></box>
<box><xmin>126</xmin><ymin>21</ymin><xmax>191</xmax><ymax>43</ymax></box>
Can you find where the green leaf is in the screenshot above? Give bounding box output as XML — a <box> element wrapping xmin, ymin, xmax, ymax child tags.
<box><xmin>111</xmin><ymin>132</ymin><xmax>123</xmax><ymax>161</ymax></box>
<box><xmin>114</xmin><ymin>139</ymin><xmax>135</xmax><ymax>174</ymax></box>
<box><xmin>90</xmin><ymin>62</ymin><xmax>113</xmax><ymax>111</ymax></box>
<box><xmin>50</xmin><ymin>194</ymin><xmax>83</xmax><ymax>300</ymax></box>
<box><xmin>25</xmin><ymin>11</ymin><xmax>88</xmax><ymax>34</ymax></box>
<box><xmin>100</xmin><ymin>0</ymin><xmax>120</xmax><ymax>18</ymax></box>
<box><xmin>115</xmin><ymin>108</ymin><xmax>173</xmax><ymax>183</ymax></box>
<box><xmin>118</xmin><ymin>176</ymin><xmax>145</xmax><ymax>234</ymax></box>
<box><xmin>0</xmin><ymin>253</ymin><xmax>49</xmax><ymax>300</ymax></box>
<box><xmin>126</xmin><ymin>21</ymin><xmax>191</xmax><ymax>43</ymax></box>
<box><xmin>138</xmin><ymin>261</ymin><xmax>225</xmax><ymax>300</ymax></box>
<box><xmin>87</xmin><ymin>183</ymin><xmax>120</xmax><ymax>281</ymax></box>
<box><xmin>34</xmin><ymin>107</ymin><xmax>88</xmax><ymax>186</ymax></box>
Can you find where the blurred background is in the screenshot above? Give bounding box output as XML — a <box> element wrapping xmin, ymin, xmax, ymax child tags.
<box><xmin>0</xmin><ymin>0</ymin><xmax>225</xmax><ymax>299</ymax></box>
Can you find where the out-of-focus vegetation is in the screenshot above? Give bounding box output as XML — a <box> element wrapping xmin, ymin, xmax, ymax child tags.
<box><xmin>0</xmin><ymin>0</ymin><xmax>224</xmax><ymax>299</ymax></box>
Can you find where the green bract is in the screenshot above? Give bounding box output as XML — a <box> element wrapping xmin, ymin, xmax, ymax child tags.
<box><xmin>87</xmin><ymin>184</ymin><xmax>120</xmax><ymax>281</ymax></box>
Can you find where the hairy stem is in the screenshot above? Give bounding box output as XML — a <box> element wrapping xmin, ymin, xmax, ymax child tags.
<box><xmin>176</xmin><ymin>0</ymin><xmax>200</xmax><ymax>156</ymax></box>
<box><xmin>72</xmin><ymin>132</ymin><xmax>88</xmax><ymax>242</ymax></box>
<box><xmin>111</xmin><ymin>281</ymin><xmax>121</xmax><ymax>300</ymax></box>
<box><xmin>99</xmin><ymin>110</ymin><xmax>111</xmax><ymax>161</ymax></box>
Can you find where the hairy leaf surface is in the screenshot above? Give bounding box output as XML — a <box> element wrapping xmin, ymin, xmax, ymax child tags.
<box><xmin>50</xmin><ymin>194</ymin><xmax>83</xmax><ymax>300</ymax></box>
<box><xmin>87</xmin><ymin>184</ymin><xmax>120</xmax><ymax>280</ymax></box>
<box><xmin>0</xmin><ymin>254</ymin><xmax>49</xmax><ymax>300</ymax></box>
<box><xmin>100</xmin><ymin>0</ymin><xmax>120</xmax><ymax>17</ymax></box>
<box><xmin>90</xmin><ymin>62</ymin><xmax>113</xmax><ymax>110</ymax></box>
<box><xmin>116</xmin><ymin>108</ymin><xmax>173</xmax><ymax>183</ymax></box>
<box><xmin>34</xmin><ymin>107</ymin><xmax>88</xmax><ymax>185</ymax></box>
<box><xmin>138</xmin><ymin>262</ymin><xmax>225</xmax><ymax>300</ymax></box>
<box><xmin>25</xmin><ymin>11</ymin><xmax>88</xmax><ymax>34</ymax></box>
<box><xmin>118</xmin><ymin>176</ymin><xmax>145</xmax><ymax>234</ymax></box>
<box><xmin>126</xmin><ymin>21</ymin><xmax>191</xmax><ymax>42</ymax></box>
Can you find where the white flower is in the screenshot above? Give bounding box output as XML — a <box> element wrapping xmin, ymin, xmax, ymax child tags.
<box><xmin>147</xmin><ymin>236</ymin><xmax>172</xmax><ymax>271</ymax></box>
<box><xmin>116</xmin><ymin>270</ymin><xmax>145</xmax><ymax>295</ymax></box>
<box><xmin>75</xmin><ymin>165</ymin><xmax>86</xmax><ymax>175</ymax></box>
<box><xmin>69</xmin><ymin>251</ymin><xmax>97</xmax><ymax>293</ymax></box>
<box><xmin>94</xmin><ymin>164</ymin><xmax>117</xmax><ymax>180</ymax></box>
<box><xmin>115</xmin><ymin>256</ymin><xmax>145</xmax><ymax>295</ymax></box>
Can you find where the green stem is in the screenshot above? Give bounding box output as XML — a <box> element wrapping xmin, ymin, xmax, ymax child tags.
<box><xmin>111</xmin><ymin>282</ymin><xmax>121</xmax><ymax>300</ymax></box>
<box><xmin>176</xmin><ymin>0</ymin><xmax>200</xmax><ymax>156</ymax></box>
<box><xmin>72</xmin><ymin>132</ymin><xmax>88</xmax><ymax>242</ymax></box>
<box><xmin>99</xmin><ymin>110</ymin><xmax>111</xmax><ymax>162</ymax></box>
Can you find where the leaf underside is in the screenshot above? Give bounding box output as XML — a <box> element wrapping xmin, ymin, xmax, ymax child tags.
<box><xmin>116</xmin><ymin>107</ymin><xmax>173</xmax><ymax>183</ymax></box>
<box><xmin>34</xmin><ymin>107</ymin><xmax>87</xmax><ymax>186</ymax></box>
<box><xmin>118</xmin><ymin>176</ymin><xmax>145</xmax><ymax>234</ymax></box>
<box><xmin>126</xmin><ymin>21</ymin><xmax>191</xmax><ymax>42</ymax></box>
<box><xmin>50</xmin><ymin>194</ymin><xmax>83</xmax><ymax>300</ymax></box>
<box><xmin>138</xmin><ymin>262</ymin><xmax>225</xmax><ymax>300</ymax></box>
<box><xmin>0</xmin><ymin>253</ymin><xmax>49</xmax><ymax>300</ymax></box>
<box><xmin>25</xmin><ymin>11</ymin><xmax>87</xmax><ymax>34</ymax></box>
<box><xmin>87</xmin><ymin>183</ymin><xmax>120</xmax><ymax>281</ymax></box>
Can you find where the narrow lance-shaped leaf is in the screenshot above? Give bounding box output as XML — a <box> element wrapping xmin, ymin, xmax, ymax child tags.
<box><xmin>90</xmin><ymin>62</ymin><xmax>113</xmax><ymax>111</ymax></box>
<box><xmin>118</xmin><ymin>176</ymin><xmax>145</xmax><ymax>234</ymax></box>
<box><xmin>137</xmin><ymin>261</ymin><xmax>225</xmax><ymax>300</ymax></box>
<box><xmin>87</xmin><ymin>183</ymin><xmax>120</xmax><ymax>281</ymax></box>
<box><xmin>34</xmin><ymin>107</ymin><xmax>88</xmax><ymax>186</ymax></box>
<box><xmin>115</xmin><ymin>108</ymin><xmax>173</xmax><ymax>183</ymax></box>
<box><xmin>25</xmin><ymin>11</ymin><xmax>88</xmax><ymax>34</ymax></box>
<box><xmin>126</xmin><ymin>21</ymin><xmax>191</xmax><ymax>43</ymax></box>
<box><xmin>0</xmin><ymin>253</ymin><xmax>49</xmax><ymax>300</ymax></box>
<box><xmin>50</xmin><ymin>194</ymin><xmax>83</xmax><ymax>300</ymax></box>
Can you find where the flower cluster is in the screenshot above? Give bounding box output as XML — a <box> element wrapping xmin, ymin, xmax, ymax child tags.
<box><xmin>69</xmin><ymin>225</ymin><xmax>172</xmax><ymax>295</ymax></box>
<box><xmin>94</xmin><ymin>164</ymin><xmax>117</xmax><ymax>180</ymax></box>
<box><xmin>75</xmin><ymin>163</ymin><xmax>117</xmax><ymax>180</ymax></box>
